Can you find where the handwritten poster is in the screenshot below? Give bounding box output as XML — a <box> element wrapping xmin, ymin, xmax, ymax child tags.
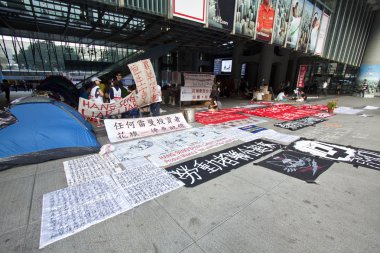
<box><xmin>128</xmin><ymin>59</ymin><xmax>160</xmax><ymax>106</ymax></box>
<box><xmin>104</xmin><ymin>113</ymin><xmax>191</xmax><ymax>143</ymax></box>
<box><xmin>39</xmin><ymin>176</ymin><xmax>131</xmax><ymax>248</ymax></box>
<box><xmin>78</xmin><ymin>92</ymin><xmax>138</xmax><ymax>118</ymax></box>
<box><xmin>183</xmin><ymin>73</ymin><xmax>214</xmax><ymax>87</ymax></box>
<box><xmin>64</xmin><ymin>153</ymin><xmax>123</xmax><ymax>186</ymax></box>
<box><xmin>166</xmin><ymin>139</ymin><xmax>282</xmax><ymax>187</ymax></box>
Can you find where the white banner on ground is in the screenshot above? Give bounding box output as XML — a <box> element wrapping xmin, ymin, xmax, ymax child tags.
<box><xmin>78</xmin><ymin>92</ymin><xmax>138</xmax><ymax>118</ymax></box>
<box><xmin>63</xmin><ymin>153</ymin><xmax>122</xmax><ymax>186</ymax></box>
<box><xmin>212</xmin><ymin>117</ymin><xmax>268</xmax><ymax>129</ymax></box>
<box><xmin>183</xmin><ymin>73</ymin><xmax>214</xmax><ymax>87</ymax></box>
<box><xmin>128</xmin><ymin>59</ymin><xmax>160</xmax><ymax>105</ymax></box>
<box><xmin>180</xmin><ymin>86</ymin><xmax>212</xmax><ymax>101</ymax></box>
<box><xmin>148</xmin><ymin>136</ymin><xmax>236</xmax><ymax>167</ymax></box>
<box><xmin>334</xmin><ymin>107</ymin><xmax>363</xmax><ymax>115</ymax></box>
<box><xmin>104</xmin><ymin>113</ymin><xmax>191</xmax><ymax>143</ymax></box>
<box><xmin>39</xmin><ymin>176</ymin><xmax>131</xmax><ymax>249</ymax></box>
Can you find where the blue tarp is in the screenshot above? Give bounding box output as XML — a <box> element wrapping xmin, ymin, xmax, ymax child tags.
<box><xmin>0</xmin><ymin>98</ymin><xmax>100</xmax><ymax>170</ymax></box>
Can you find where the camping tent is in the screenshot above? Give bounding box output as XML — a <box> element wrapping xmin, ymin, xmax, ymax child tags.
<box><xmin>0</xmin><ymin>96</ymin><xmax>100</xmax><ymax>170</ymax></box>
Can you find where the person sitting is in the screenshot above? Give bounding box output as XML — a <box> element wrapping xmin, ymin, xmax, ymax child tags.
<box><xmin>251</xmin><ymin>88</ymin><xmax>264</xmax><ymax>101</ymax></box>
<box><xmin>275</xmin><ymin>90</ymin><xmax>287</xmax><ymax>101</ymax></box>
<box><xmin>208</xmin><ymin>97</ymin><xmax>219</xmax><ymax>112</ymax></box>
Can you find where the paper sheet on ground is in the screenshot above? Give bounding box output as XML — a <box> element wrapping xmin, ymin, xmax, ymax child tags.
<box><xmin>334</xmin><ymin>107</ymin><xmax>363</xmax><ymax>114</ymax></box>
<box><xmin>64</xmin><ymin>154</ymin><xmax>122</xmax><ymax>186</ymax></box>
<box><xmin>363</xmin><ymin>105</ymin><xmax>379</xmax><ymax>110</ymax></box>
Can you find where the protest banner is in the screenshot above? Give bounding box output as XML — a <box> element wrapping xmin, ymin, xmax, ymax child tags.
<box><xmin>183</xmin><ymin>73</ymin><xmax>214</xmax><ymax>87</ymax></box>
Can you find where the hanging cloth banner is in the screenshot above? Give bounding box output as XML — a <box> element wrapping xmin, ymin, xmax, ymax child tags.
<box><xmin>296</xmin><ymin>65</ymin><xmax>308</xmax><ymax>88</ymax></box>
<box><xmin>183</xmin><ymin>73</ymin><xmax>215</xmax><ymax>87</ymax></box>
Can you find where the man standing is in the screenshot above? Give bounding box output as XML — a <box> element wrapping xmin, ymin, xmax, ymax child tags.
<box><xmin>322</xmin><ymin>80</ymin><xmax>328</xmax><ymax>96</ymax></box>
<box><xmin>150</xmin><ymin>84</ymin><xmax>162</xmax><ymax>116</ymax></box>
<box><xmin>256</xmin><ymin>0</ymin><xmax>275</xmax><ymax>41</ymax></box>
<box><xmin>361</xmin><ymin>79</ymin><xmax>368</xmax><ymax>97</ymax></box>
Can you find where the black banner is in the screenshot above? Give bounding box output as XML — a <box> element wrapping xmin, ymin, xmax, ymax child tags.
<box><xmin>351</xmin><ymin>148</ymin><xmax>380</xmax><ymax>171</ymax></box>
<box><xmin>208</xmin><ymin>0</ymin><xmax>236</xmax><ymax>31</ymax></box>
<box><xmin>166</xmin><ymin>139</ymin><xmax>282</xmax><ymax>187</ymax></box>
<box><xmin>274</xmin><ymin>117</ymin><xmax>326</xmax><ymax>131</ymax></box>
<box><xmin>258</xmin><ymin>150</ymin><xmax>334</xmax><ymax>182</ymax></box>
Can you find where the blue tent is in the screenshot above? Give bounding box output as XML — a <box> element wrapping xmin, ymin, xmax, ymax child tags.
<box><xmin>0</xmin><ymin>97</ymin><xmax>100</xmax><ymax>170</ymax></box>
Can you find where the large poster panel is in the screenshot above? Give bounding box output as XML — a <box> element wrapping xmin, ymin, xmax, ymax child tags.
<box><xmin>256</xmin><ymin>0</ymin><xmax>276</xmax><ymax>42</ymax></box>
<box><xmin>286</xmin><ymin>0</ymin><xmax>304</xmax><ymax>49</ymax></box>
<box><xmin>208</xmin><ymin>0</ymin><xmax>236</xmax><ymax>31</ymax></box>
<box><xmin>234</xmin><ymin>0</ymin><xmax>259</xmax><ymax>37</ymax></box>
<box><xmin>307</xmin><ymin>6</ymin><xmax>322</xmax><ymax>53</ymax></box>
<box><xmin>315</xmin><ymin>12</ymin><xmax>330</xmax><ymax>55</ymax></box>
<box><xmin>272</xmin><ymin>0</ymin><xmax>292</xmax><ymax>45</ymax></box>
<box><xmin>357</xmin><ymin>65</ymin><xmax>380</xmax><ymax>97</ymax></box>
<box><xmin>183</xmin><ymin>73</ymin><xmax>214</xmax><ymax>87</ymax></box>
<box><xmin>296</xmin><ymin>0</ymin><xmax>314</xmax><ymax>51</ymax></box>
<box><xmin>172</xmin><ymin>0</ymin><xmax>206</xmax><ymax>24</ymax></box>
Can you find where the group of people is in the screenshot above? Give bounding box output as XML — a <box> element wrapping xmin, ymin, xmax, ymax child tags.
<box><xmin>80</xmin><ymin>72</ymin><xmax>162</xmax><ymax>127</ymax></box>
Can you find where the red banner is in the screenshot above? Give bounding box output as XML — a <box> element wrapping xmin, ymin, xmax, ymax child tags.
<box><xmin>297</xmin><ymin>65</ymin><xmax>308</xmax><ymax>88</ymax></box>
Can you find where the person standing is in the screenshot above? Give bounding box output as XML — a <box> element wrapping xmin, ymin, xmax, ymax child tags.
<box><xmin>322</xmin><ymin>80</ymin><xmax>328</xmax><ymax>96</ymax></box>
<box><xmin>1</xmin><ymin>79</ymin><xmax>10</xmax><ymax>103</ymax></box>
<box><xmin>150</xmin><ymin>84</ymin><xmax>162</xmax><ymax>117</ymax></box>
<box><xmin>89</xmin><ymin>77</ymin><xmax>104</xmax><ymax>127</ymax></box>
<box><xmin>361</xmin><ymin>79</ymin><xmax>368</xmax><ymax>97</ymax></box>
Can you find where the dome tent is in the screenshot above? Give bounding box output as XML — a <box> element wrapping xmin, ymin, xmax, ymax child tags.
<box><xmin>0</xmin><ymin>96</ymin><xmax>100</xmax><ymax>170</ymax></box>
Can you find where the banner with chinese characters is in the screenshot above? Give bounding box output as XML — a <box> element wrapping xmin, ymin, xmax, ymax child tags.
<box><xmin>78</xmin><ymin>92</ymin><xmax>138</xmax><ymax>118</ymax></box>
<box><xmin>296</xmin><ymin>65</ymin><xmax>308</xmax><ymax>88</ymax></box>
<box><xmin>180</xmin><ymin>86</ymin><xmax>212</xmax><ymax>101</ymax></box>
<box><xmin>104</xmin><ymin>113</ymin><xmax>191</xmax><ymax>143</ymax></box>
<box><xmin>183</xmin><ymin>73</ymin><xmax>215</xmax><ymax>87</ymax></box>
<box><xmin>128</xmin><ymin>59</ymin><xmax>160</xmax><ymax>106</ymax></box>
<box><xmin>166</xmin><ymin>139</ymin><xmax>282</xmax><ymax>187</ymax></box>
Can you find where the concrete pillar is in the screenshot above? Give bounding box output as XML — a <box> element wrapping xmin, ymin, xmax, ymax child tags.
<box><xmin>258</xmin><ymin>44</ymin><xmax>274</xmax><ymax>86</ymax></box>
<box><xmin>232</xmin><ymin>41</ymin><xmax>244</xmax><ymax>92</ymax></box>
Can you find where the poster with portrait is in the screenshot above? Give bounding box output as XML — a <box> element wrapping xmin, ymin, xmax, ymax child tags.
<box><xmin>234</xmin><ymin>0</ymin><xmax>259</xmax><ymax>38</ymax></box>
<box><xmin>315</xmin><ymin>12</ymin><xmax>330</xmax><ymax>55</ymax></box>
<box><xmin>296</xmin><ymin>0</ymin><xmax>314</xmax><ymax>51</ymax></box>
<box><xmin>357</xmin><ymin>65</ymin><xmax>380</xmax><ymax>97</ymax></box>
<box><xmin>285</xmin><ymin>0</ymin><xmax>305</xmax><ymax>49</ymax></box>
<box><xmin>208</xmin><ymin>0</ymin><xmax>236</xmax><ymax>31</ymax></box>
<box><xmin>307</xmin><ymin>5</ymin><xmax>322</xmax><ymax>53</ymax></box>
<box><xmin>256</xmin><ymin>0</ymin><xmax>276</xmax><ymax>42</ymax></box>
<box><xmin>272</xmin><ymin>0</ymin><xmax>292</xmax><ymax>45</ymax></box>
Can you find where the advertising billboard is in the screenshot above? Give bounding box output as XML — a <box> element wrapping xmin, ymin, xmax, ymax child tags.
<box><xmin>297</xmin><ymin>0</ymin><xmax>314</xmax><ymax>51</ymax></box>
<box><xmin>208</xmin><ymin>0</ymin><xmax>236</xmax><ymax>31</ymax></box>
<box><xmin>314</xmin><ymin>12</ymin><xmax>330</xmax><ymax>55</ymax></box>
<box><xmin>272</xmin><ymin>0</ymin><xmax>292</xmax><ymax>45</ymax></box>
<box><xmin>357</xmin><ymin>65</ymin><xmax>380</xmax><ymax>96</ymax></box>
<box><xmin>172</xmin><ymin>0</ymin><xmax>206</xmax><ymax>24</ymax></box>
<box><xmin>285</xmin><ymin>0</ymin><xmax>304</xmax><ymax>49</ymax></box>
<box><xmin>234</xmin><ymin>0</ymin><xmax>259</xmax><ymax>38</ymax></box>
<box><xmin>307</xmin><ymin>6</ymin><xmax>323</xmax><ymax>53</ymax></box>
<box><xmin>256</xmin><ymin>0</ymin><xmax>276</xmax><ymax>42</ymax></box>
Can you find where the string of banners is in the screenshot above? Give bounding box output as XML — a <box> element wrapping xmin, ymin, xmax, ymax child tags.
<box><xmin>104</xmin><ymin>113</ymin><xmax>191</xmax><ymax>143</ymax></box>
<box><xmin>78</xmin><ymin>59</ymin><xmax>160</xmax><ymax>118</ymax></box>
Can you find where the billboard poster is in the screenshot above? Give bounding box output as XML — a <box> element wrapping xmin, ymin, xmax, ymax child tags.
<box><xmin>208</xmin><ymin>0</ymin><xmax>236</xmax><ymax>31</ymax></box>
<box><xmin>285</xmin><ymin>0</ymin><xmax>305</xmax><ymax>49</ymax></box>
<box><xmin>172</xmin><ymin>0</ymin><xmax>206</xmax><ymax>24</ymax></box>
<box><xmin>307</xmin><ymin>6</ymin><xmax>322</xmax><ymax>53</ymax></box>
<box><xmin>256</xmin><ymin>0</ymin><xmax>276</xmax><ymax>42</ymax></box>
<box><xmin>296</xmin><ymin>65</ymin><xmax>308</xmax><ymax>88</ymax></box>
<box><xmin>234</xmin><ymin>0</ymin><xmax>259</xmax><ymax>38</ymax></box>
<box><xmin>357</xmin><ymin>65</ymin><xmax>380</xmax><ymax>96</ymax></box>
<box><xmin>296</xmin><ymin>0</ymin><xmax>314</xmax><ymax>51</ymax></box>
<box><xmin>315</xmin><ymin>12</ymin><xmax>330</xmax><ymax>55</ymax></box>
<box><xmin>272</xmin><ymin>0</ymin><xmax>292</xmax><ymax>45</ymax></box>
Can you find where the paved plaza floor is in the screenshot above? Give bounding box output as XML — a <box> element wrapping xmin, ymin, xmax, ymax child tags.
<box><xmin>1</xmin><ymin>93</ymin><xmax>380</xmax><ymax>253</ymax></box>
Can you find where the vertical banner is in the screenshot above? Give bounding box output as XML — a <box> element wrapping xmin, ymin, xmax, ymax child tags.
<box><xmin>296</xmin><ymin>0</ymin><xmax>314</xmax><ymax>51</ymax></box>
<box><xmin>272</xmin><ymin>0</ymin><xmax>292</xmax><ymax>45</ymax></box>
<box><xmin>297</xmin><ymin>65</ymin><xmax>308</xmax><ymax>88</ymax></box>
<box><xmin>172</xmin><ymin>0</ymin><xmax>206</xmax><ymax>24</ymax></box>
<box><xmin>315</xmin><ymin>12</ymin><xmax>330</xmax><ymax>55</ymax></box>
<box><xmin>128</xmin><ymin>59</ymin><xmax>160</xmax><ymax>106</ymax></box>
<box><xmin>234</xmin><ymin>0</ymin><xmax>259</xmax><ymax>38</ymax></box>
<box><xmin>208</xmin><ymin>0</ymin><xmax>236</xmax><ymax>31</ymax></box>
<box><xmin>286</xmin><ymin>0</ymin><xmax>304</xmax><ymax>49</ymax></box>
<box><xmin>307</xmin><ymin>6</ymin><xmax>322</xmax><ymax>53</ymax></box>
<box><xmin>256</xmin><ymin>0</ymin><xmax>276</xmax><ymax>42</ymax></box>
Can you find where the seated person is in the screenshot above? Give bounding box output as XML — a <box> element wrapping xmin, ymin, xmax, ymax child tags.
<box><xmin>251</xmin><ymin>89</ymin><xmax>264</xmax><ymax>101</ymax></box>
<box><xmin>208</xmin><ymin>97</ymin><xmax>219</xmax><ymax>112</ymax></box>
<box><xmin>275</xmin><ymin>90</ymin><xmax>287</xmax><ymax>101</ymax></box>
<box><xmin>296</xmin><ymin>90</ymin><xmax>307</xmax><ymax>102</ymax></box>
